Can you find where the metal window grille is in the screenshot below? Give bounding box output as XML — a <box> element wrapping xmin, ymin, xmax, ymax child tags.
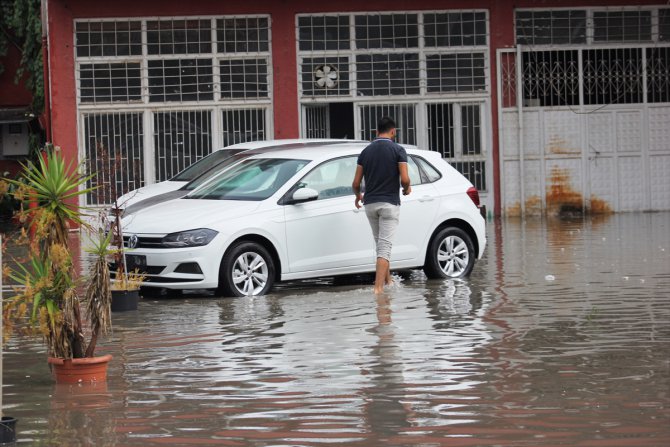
<box><xmin>647</xmin><ymin>47</ymin><xmax>670</xmax><ymax>103</ymax></box>
<box><xmin>216</xmin><ymin>17</ymin><xmax>269</xmax><ymax>53</ymax></box>
<box><xmin>356</xmin><ymin>53</ymin><xmax>420</xmax><ymax>96</ymax></box>
<box><xmin>298</xmin><ymin>15</ymin><xmax>350</xmax><ymax>51</ymax></box>
<box><xmin>427</xmin><ymin>103</ymin><xmax>455</xmax><ymax>157</ymax></box>
<box><xmin>522</xmin><ymin>51</ymin><xmax>579</xmax><ymax>107</ymax></box>
<box><xmin>661</xmin><ymin>9</ymin><xmax>670</xmax><ymax>42</ymax></box>
<box><xmin>593</xmin><ymin>10</ymin><xmax>651</xmax><ymax>43</ymax></box>
<box><xmin>359</xmin><ymin>104</ymin><xmax>416</xmax><ymax>145</ymax></box>
<box><xmin>83</xmin><ymin>112</ymin><xmax>144</xmax><ymax>206</ymax></box>
<box><xmin>148</xmin><ymin>58</ymin><xmax>214</xmax><ymax>102</ymax></box>
<box><xmin>300</xmin><ymin>57</ymin><xmax>350</xmax><ymax>97</ymax></box>
<box><xmin>75</xmin><ymin>15</ymin><xmax>271</xmax><ymax>204</ymax></box>
<box><xmin>147</xmin><ymin>19</ymin><xmax>212</xmax><ymax>55</ymax></box>
<box><xmin>153</xmin><ymin>110</ymin><xmax>212</xmax><ymax>182</ymax></box>
<box><xmin>221</xmin><ymin>108</ymin><xmax>266</xmax><ymax>147</ymax></box>
<box><xmin>424</xmin><ymin>12</ymin><xmax>487</xmax><ymax>47</ymax></box>
<box><xmin>297</xmin><ymin>10</ymin><xmax>489</xmax><ymax>100</ymax></box>
<box><xmin>426</xmin><ymin>53</ymin><xmax>486</xmax><ymax>93</ymax></box>
<box><xmin>354</xmin><ymin>13</ymin><xmax>419</xmax><ymax>49</ymax></box>
<box><xmin>451</xmin><ymin>161</ymin><xmax>486</xmax><ymax>192</ymax></box>
<box><xmin>79</xmin><ymin>63</ymin><xmax>141</xmax><ymax>103</ymax></box>
<box><xmin>515</xmin><ymin>10</ymin><xmax>587</xmax><ymax>45</ymax></box>
<box><xmin>219</xmin><ymin>59</ymin><xmax>268</xmax><ymax>99</ymax></box>
<box><xmin>75</xmin><ymin>21</ymin><xmax>142</xmax><ymax>57</ymax></box>
<box><xmin>303</xmin><ymin>105</ymin><xmax>329</xmax><ymax>138</ymax></box>
<box><xmin>583</xmin><ymin>48</ymin><xmax>643</xmax><ymax>105</ymax></box>
<box><xmin>461</xmin><ymin>104</ymin><xmax>481</xmax><ymax>156</ymax></box>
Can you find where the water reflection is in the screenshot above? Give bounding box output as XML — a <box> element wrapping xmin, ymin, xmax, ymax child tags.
<box><xmin>3</xmin><ymin>212</ymin><xmax>670</xmax><ymax>445</ymax></box>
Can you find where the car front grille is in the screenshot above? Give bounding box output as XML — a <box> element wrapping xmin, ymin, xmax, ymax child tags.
<box><xmin>109</xmin><ymin>263</ymin><xmax>165</xmax><ymax>275</ymax></box>
<box><xmin>123</xmin><ymin>235</ymin><xmax>165</xmax><ymax>249</ymax></box>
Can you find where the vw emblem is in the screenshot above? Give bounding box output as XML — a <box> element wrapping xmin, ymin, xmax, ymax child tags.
<box><xmin>128</xmin><ymin>234</ymin><xmax>139</xmax><ymax>249</ymax></box>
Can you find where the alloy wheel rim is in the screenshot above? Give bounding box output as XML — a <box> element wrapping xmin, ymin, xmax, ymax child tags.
<box><xmin>437</xmin><ymin>235</ymin><xmax>469</xmax><ymax>277</ymax></box>
<box><xmin>232</xmin><ymin>251</ymin><xmax>269</xmax><ymax>295</ymax></box>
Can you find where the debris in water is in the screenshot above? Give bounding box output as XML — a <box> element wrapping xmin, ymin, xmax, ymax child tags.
<box><xmin>545</xmin><ymin>275</ymin><xmax>556</xmax><ymax>281</ymax></box>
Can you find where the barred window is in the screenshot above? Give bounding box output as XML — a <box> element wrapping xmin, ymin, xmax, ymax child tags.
<box><xmin>216</xmin><ymin>18</ymin><xmax>269</xmax><ymax>53</ymax></box>
<box><xmin>148</xmin><ymin>59</ymin><xmax>214</xmax><ymax>102</ymax></box>
<box><xmin>219</xmin><ymin>59</ymin><xmax>268</xmax><ymax>99</ymax></box>
<box><xmin>583</xmin><ymin>48</ymin><xmax>643</xmax><ymax>105</ymax></box>
<box><xmin>427</xmin><ymin>103</ymin><xmax>455</xmax><ymax>157</ymax></box>
<box><xmin>354</xmin><ymin>13</ymin><xmax>418</xmax><ymax>49</ymax></box>
<box><xmin>147</xmin><ymin>19</ymin><xmax>212</xmax><ymax>55</ymax></box>
<box><xmin>426</xmin><ymin>53</ymin><xmax>486</xmax><ymax>93</ymax></box>
<box><xmin>84</xmin><ymin>112</ymin><xmax>145</xmax><ymax>206</ymax></box>
<box><xmin>356</xmin><ymin>53</ymin><xmax>420</xmax><ymax>96</ymax></box>
<box><xmin>515</xmin><ymin>10</ymin><xmax>586</xmax><ymax>45</ymax></box>
<box><xmin>424</xmin><ymin>12</ymin><xmax>487</xmax><ymax>47</ymax></box>
<box><xmin>153</xmin><ymin>110</ymin><xmax>212</xmax><ymax>182</ymax></box>
<box><xmin>222</xmin><ymin>109</ymin><xmax>266</xmax><ymax>147</ymax></box>
<box><xmin>593</xmin><ymin>10</ymin><xmax>651</xmax><ymax>43</ymax></box>
<box><xmin>79</xmin><ymin>63</ymin><xmax>141</xmax><ymax>103</ymax></box>
<box><xmin>75</xmin><ymin>21</ymin><xmax>142</xmax><ymax>57</ymax></box>
<box><xmin>522</xmin><ymin>51</ymin><xmax>579</xmax><ymax>107</ymax></box>
<box><xmin>661</xmin><ymin>9</ymin><xmax>670</xmax><ymax>42</ymax></box>
<box><xmin>301</xmin><ymin>57</ymin><xmax>350</xmax><ymax>97</ymax></box>
<box><xmin>359</xmin><ymin>104</ymin><xmax>416</xmax><ymax>144</ymax></box>
<box><xmin>298</xmin><ymin>16</ymin><xmax>350</xmax><ymax>51</ymax></box>
<box><xmin>647</xmin><ymin>47</ymin><xmax>670</xmax><ymax>103</ymax></box>
<box><xmin>452</xmin><ymin>161</ymin><xmax>486</xmax><ymax>192</ymax></box>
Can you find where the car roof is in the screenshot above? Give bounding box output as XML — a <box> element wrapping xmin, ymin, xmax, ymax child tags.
<box><xmin>240</xmin><ymin>141</ymin><xmax>419</xmax><ymax>162</ymax></box>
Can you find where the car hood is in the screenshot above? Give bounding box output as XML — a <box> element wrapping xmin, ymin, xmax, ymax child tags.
<box><xmin>116</xmin><ymin>181</ymin><xmax>186</xmax><ymax>209</ymax></box>
<box><xmin>121</xmin><ymin>198</ymin><xmax>261</xmax><ymax>234</ymax></box>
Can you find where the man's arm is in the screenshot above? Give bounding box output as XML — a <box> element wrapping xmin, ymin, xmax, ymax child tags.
<box><xmin>399</xmin><ymin>163</ymin><xmax>411</xmax><ymax>196</ymax></box>
<box><xmin>352</xmin><ymin>165</ymin><xmax>364</xmax><ymax>208</ymax></box>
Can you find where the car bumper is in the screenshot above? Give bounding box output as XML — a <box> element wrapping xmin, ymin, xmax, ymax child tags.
<box><xmin>119</xmin><ymin>245</ymin><xmax>222</xmax><ymax>290</ymax></box>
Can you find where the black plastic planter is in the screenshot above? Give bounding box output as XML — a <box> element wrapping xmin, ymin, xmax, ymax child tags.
<box><xmin>111</xmin><ymin>289</ymin><xmax>140</xmax><ymax>312</ymax></box>
<box><xmin>0</xmin><ymin>416</ymin><xmax>17</xmax><ymax>444</ymax></box>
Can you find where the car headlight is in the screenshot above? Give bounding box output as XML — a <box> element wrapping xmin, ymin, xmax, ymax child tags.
<box><xmin>161</xmin><ymin>229</ymin><xmax>218</xmax><ymax>248</ymax></box>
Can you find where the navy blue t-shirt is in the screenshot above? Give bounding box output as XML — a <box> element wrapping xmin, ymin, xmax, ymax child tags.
<box><xmin>357</xmin><ymin>138</ymin><xmax>408</xmax><ymax>206</ymax></box>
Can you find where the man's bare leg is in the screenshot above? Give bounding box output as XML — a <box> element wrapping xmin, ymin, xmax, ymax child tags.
<box><xmin>385</xmin><ymin>265</ymin><xmax>393</xmax><ymax>286</ymax></box>
<box><xmin>374</xmin><ymin>257</ymin><xmax>390</xmax><ymax>294</ymax></box>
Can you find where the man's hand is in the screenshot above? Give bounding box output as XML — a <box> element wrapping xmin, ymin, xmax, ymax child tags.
<box><xmin>402</xmin><ymin>185</ymin><xmax>412</xmax><ymax>196</ymax></box>
<box><xmin>355</xmin><ymin>194</ymin><xmax>363</xmax><ymax>209</ymax></box>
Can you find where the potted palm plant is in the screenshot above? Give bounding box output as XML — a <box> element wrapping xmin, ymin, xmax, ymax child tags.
<box><xmin>2</xmin><ymin>147</ymin><xmax>114</xmax><ymax>384</ymax></box>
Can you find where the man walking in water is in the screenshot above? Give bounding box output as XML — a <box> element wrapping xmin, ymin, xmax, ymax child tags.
<box><xmin>352</xmin><ymin>117</ymin><xmax>412</xmax><ymax>294</ymax></box>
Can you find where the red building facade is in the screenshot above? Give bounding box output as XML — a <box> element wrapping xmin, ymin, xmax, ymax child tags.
<box><xmin>43</xmin><ymin>0</ymin><xmax>670</xmax><ymax>215</ymax></box>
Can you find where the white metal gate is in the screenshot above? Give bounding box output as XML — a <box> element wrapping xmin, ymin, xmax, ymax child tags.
<box><xmin>497</xmin><ymin>45</ymin><xmax>670</xmax><ymax>215</ymax></box>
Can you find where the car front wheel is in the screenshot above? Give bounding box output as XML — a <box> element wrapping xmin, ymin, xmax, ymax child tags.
<box><xmin>424</xmin><ymin>227</ymin><xmax>475</xmax><ymax>279</ymax></box>
<box><xmin>219</xmin><ymin>241</ymin><xmax>275</xmax><ymax>297</ymax></box>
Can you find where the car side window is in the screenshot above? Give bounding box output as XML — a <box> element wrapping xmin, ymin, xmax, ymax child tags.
<box><xmin>299</xmin><ymin>156</ymin><xmax>358</xmax><ymax>200</ymax></box>
<box><xmin>413</xmin><ymin>156</ymin><xmax>442</xmax><ymax>183</ymax></box>
<box><xmin>407</xmin><ymin>156</ymin><xmax>422</xmax><ymax>186</ymax></box>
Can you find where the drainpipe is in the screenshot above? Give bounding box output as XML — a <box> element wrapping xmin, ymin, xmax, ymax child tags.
<box><xmin>516</xmin><ymin>44</ymin><xmax>525</xmax><ymax>216</ymax></box>
<box><xmin>41</xmin><ymin>0</ymin><xmax>52</xmax><ymax>143</ymax></box>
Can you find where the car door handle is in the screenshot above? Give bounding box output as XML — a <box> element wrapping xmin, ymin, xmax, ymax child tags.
<box><xmin>418</xmin><ymin>196</ymin><xmax>435</xmax><ymax>202</ymax></box>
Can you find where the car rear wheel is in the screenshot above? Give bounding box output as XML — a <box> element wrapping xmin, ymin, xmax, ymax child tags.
<box><xmin>219</xmin><ymin>241</ymin><xmax>275</xmax><ymax>297</ymax></box>
<box><xmin>424</xmin><ymin>227</ymin><xmax>475</xmax><ymax>279</ymax></box>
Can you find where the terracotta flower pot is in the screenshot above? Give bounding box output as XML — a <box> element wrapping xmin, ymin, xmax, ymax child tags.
<box><xmin>47</xmin><ymin>354</ymin><xmax>113</xmax><ymax>384</ymax></box>
<box><xmin>111</xmin><ymin>289</ymin><xmax>140</xmax><ymax>312</ymax></box>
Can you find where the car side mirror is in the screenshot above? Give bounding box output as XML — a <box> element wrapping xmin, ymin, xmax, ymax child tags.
<box><xmin>290</xmin><ymin>187</ymin><xmax>319</xmax><ymax>204</ymax></box>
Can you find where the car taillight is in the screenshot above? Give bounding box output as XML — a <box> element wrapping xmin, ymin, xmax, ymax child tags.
<box><xmin>467</xmin><ymin>186</ymin><xmax>480</xmax><ymax>207</ymax></box>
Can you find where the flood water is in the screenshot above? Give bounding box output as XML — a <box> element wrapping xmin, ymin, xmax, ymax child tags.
<box><xmin>3</xmin><ymin>213</ymin><xmax>670</xmax><ymax>446</ymax></box>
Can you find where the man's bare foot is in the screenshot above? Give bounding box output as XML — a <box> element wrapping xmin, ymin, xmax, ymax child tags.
<box><xmin>374</xmin><ymin>286</ymin><xmax>384</xmax><ymax>294</ymax></box>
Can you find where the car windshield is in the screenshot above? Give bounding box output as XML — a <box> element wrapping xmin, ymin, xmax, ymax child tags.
<box><xmin>170</xmin><ymin>149</ymin><xmax>242</xmax><ymax>182</ymax></box>
<box><xmin>187</xmin><ymin>158</ymin><xmax>309</xmax><ymax>201</ymax></box>
<box><xmin>181</xmin><ymin>152</ymin><xmax>253</xmax><ymax>191</ymax></box>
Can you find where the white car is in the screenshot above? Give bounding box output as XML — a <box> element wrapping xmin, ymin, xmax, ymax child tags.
<box><xmin>120</xmin><ymin>142</ymin><xmax>486</xmax><ymax>297</ymax></box>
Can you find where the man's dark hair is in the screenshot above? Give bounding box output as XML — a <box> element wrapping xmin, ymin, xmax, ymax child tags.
<box><xmin>377</xmin><ymin>116</ymin><xmax>396</xmax><ymax>134</ymax></box>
